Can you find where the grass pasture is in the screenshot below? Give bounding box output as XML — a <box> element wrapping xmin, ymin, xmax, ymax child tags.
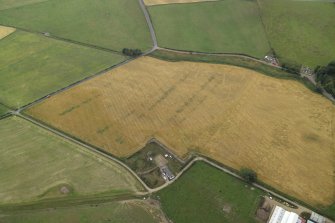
<box><xmin>0</xmin><ymin>200</ymin><xmax>166</xmax><ymax>223</ymax></box>
<box><xmin>148</xmin><ymin>0</ymin><xmax>270</xmax><ymax>57</ymax></box>
<box><xmin>0</xmin><ymin>31</ymin><xmax>125</xmax><ymax>108</ymax></box>
<box><xmin>0</xmin><ymin>0</ymin><xmax>48</xmax><ymax>11</ymax></box>
<box><xmin>0</xmin><ymin>116</ymin><xmax>142</xmax><ymax>204</ymax></box>
<box><xmin>0</xmin><ymin>104</ymin><xmax>9</xmax><ymax>117</ymax></box>
<box><xmin>27</xmin><ymin>57</ymin><xmax>335</xmax><ymax>206</ymax></box>
<box><xmin>0</xmin><ymin>25</ymin><xmax>15</xmax><ymax>39</ymax></box>
<box><xmin>258</xmin><ymin>0</ymin><xmax>335</xmax><ymax>68</ymax></box>
<box><xmin>0</xmin><ymin>0</ymin><xmax>152</xmax><ymax>51</ymax></box>
<box><xmin>156</xmin><ymin>161</ymin><xmax>263</xmax><ymax>223</ymax></box>
<box><xmin>0</xmin><ymin>0</ymin><xmax>48</xmax><ymax>10</ymax></box>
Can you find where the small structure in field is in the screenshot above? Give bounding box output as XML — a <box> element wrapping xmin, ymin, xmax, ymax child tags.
<box><xmin>264</xmin><ymin>55</ymin><xmax>279</xmax><ymax>66</ymax></box>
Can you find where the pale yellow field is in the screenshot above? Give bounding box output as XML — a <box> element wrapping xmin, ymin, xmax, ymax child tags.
<box><xmin>144</xmin><ymin>0</ymin><xmax>219</xmax><ymax>6</ymax></box>
<box><xmin>0</xmin><ymin>26</ymin><xmax>15</xmax><ymax>40</ymax></box>
<box><xmin>28</xmin><ymin>57</ymin><xmax>335</xmax><ymax>206</ymax></box>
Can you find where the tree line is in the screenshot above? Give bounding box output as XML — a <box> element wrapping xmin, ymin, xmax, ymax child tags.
<box><xmin>315</xmin><ymin>61</ymin><xmax>335</xmax><ymax>97</ymax></box>
<box><xmin>122</xmin><ymin>48</ymin><xmax>142</xmax><ymax>57</ymax></box>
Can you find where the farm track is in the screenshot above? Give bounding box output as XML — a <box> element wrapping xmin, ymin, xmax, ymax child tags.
<box><xmin>10</xmin><ymin>112</ymin><xmax>152</xmax><ymax>193</ymax></box>
<box><xmin>155</xmin><ymin>47</ymin><xmax>335</xmax><ymax>102</ymax></box>
<box><xmin>15</xmin><ymin>57</ymin><xmax>137</xmax><ymax>113</ymax></box>
<box><xmin>139</xmin><ymin>0</ymin><xmax>158</xmax><ymax>50</ymax></box>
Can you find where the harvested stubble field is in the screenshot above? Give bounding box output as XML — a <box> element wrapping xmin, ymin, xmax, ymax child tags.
<box><xmin>0</xmin><ymin>31</ymin><xmax>125</xmax><ymax>108</ymax></box>
<box><xmin>144</xmin><ymin>0</ymin><xmax>219</xmax><ymax>6</ymax></box>
<box><xmin>28</xmin><ymin>57</ymin><xmax>335</xmax><ymax>206</ymax></box>
<box><xmin>0</xmin><ymin>25</ymin><xmax>15</xmax><ymax>39</ymax></box>
<box><xmin>0</xmin><ymin>117</ymin><xmax>142</xmax><ymax>204</ymax></box>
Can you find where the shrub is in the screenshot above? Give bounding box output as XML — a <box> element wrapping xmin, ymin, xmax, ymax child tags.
<box><xmin>122</xmin><ymin>48</ymin><xmax>142</xmax><ymax>57</ymax></box>
<box><xmin>240</xmin><ymin>168</ymin><xmax>257</xmax><ymax>184</ymax></box>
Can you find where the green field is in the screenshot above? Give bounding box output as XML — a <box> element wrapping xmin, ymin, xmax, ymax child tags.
<box><xmin>0</xmin><ymin>0</ymin><xmax>152</xmax><ymax>51</ymax></box>
<box><xmin>157</xmin><ymin>162</ymin><xmax>263</xmax><ymax>223</ymax></box>
<box><xmin>148</xmin><ymin>0</ymin><xmax>270</xmax><ymax>58</ymax></box>
<box><xmin>0</xmin><ymin>0</ymin><xmax>48</xmax><ymax>10</ymax></box>
<box><xmin>0</xmin><ymin>200</ymin><xmax>164</xmax><ymax>223</ymax></box>
<box><xmin>0</xmin><ymin>117</ymin><xmax>143</xmax><ymax>204</ymax></box>
<box><xmin>0</xmin><ymin>31</ymin><xmax>125</xmax><ymax>108</ymax></box>
<box><xmin>0</xmin><ymin>104</ymin><xmax>9</xmax><ymax>117</ymax></box>
<box><xmin>258</xmin><ymin>0</ymin><xmax>335</xmax><ymax>68</ymax></box>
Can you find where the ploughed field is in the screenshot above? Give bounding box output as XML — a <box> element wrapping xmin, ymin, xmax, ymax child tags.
<box><xmin>27</xmin><ymin>57</ymin><xmax>335</xmax><ymax>206</ymax></box>
<box><xmin>0</xmin><ymin>117</ymin><xmax>143</xmax><ymax>204</ymax></box>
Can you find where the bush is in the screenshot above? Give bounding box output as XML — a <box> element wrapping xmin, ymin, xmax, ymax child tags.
<box><xmin>240</xmin><ymin>168</ymin><xmax>257</xmax><ymax>184</ymax></box>
<box><xmin>282</xmin><ymin>62</ymin><xmax>301</xmax><ymax>74</ymax></box>
<box><xmin>122</xmin><ymin>48</ymin><xmax>142</xmax><ymax>57</ymax></box>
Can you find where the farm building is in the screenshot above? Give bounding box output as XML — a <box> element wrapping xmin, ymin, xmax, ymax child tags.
<box><xmin>309</xmin><ymin>212</ymin><xmax>326</xmax><ymax>223</ymax></box>
<box><xmin>268</xmin><ymin>206</ymin><xmax>299</xmax><ymax>223</ymax></box>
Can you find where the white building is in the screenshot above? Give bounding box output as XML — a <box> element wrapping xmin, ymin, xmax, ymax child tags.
<box><xmin>310</xmin><ymin>212</ymin><xmax>326</xmax><ymax>223</ymax></box>
<box><xmin>268</xmin><ymin>206</ymin><xmax>299</xmax><ymax>223</ymax></box>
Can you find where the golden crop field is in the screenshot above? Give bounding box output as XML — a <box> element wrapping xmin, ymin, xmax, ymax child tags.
<box><xmin>28</xmin><ymin>57</ymin><xmax>335</xmax><ymax>206</ymax></box>
<box><xmin>0</xmin><ymin>25</ymin><xmax>15</xmax><ymax>39</ymax></box>
<box><xmin>144</xmin><ymin>0</ymin><xmax>218</xmax><ymax>6</ymax></box>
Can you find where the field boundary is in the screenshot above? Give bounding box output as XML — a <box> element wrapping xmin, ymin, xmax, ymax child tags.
<box><xmin>0</xmin><ymin>0</ymin><xmax>51</xmax><ymax>12</ymax></box>
<box><xmin>0</xmin><ymin>24</ymin><xmax>123</xmax><ymax>54</ymax></box>
<box><xmin>0</xmin><ymin>191</ymin><xmax>139</xmax><ymax>212</ymax></box>
<box><xmin>150</xmin><ymin>48</ymin><xmax>335</xmax><ymax>103</ymax></box>
<box><xmin>146</xmin><ymin>0</ymin><xmax>221</xmax><ymax>7</ymax></box>
<box><xmin>14</xmin><ymin>57</ymin><xmax>136</xmax><ymax>112</ymax></box>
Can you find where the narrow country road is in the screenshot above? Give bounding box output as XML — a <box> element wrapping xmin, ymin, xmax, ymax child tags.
<box><xmin>156</xmin><ymin>47</ymin><xmax>281</xmax><ymax>68</ymax></box>
<box><xmin>12</xmin><ymin>112</ymin><xmax>152</xmax><ymax>193</ymax></box>
<box><xmin>138</xmin><ymin>0</ymin><xmax>158</xmax><ymax>52</ymax></box>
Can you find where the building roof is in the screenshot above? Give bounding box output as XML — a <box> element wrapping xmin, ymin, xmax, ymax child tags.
<box><xmin>268</xmin><ymin>206</ymin><xmax>299</xmax><ymax>223</ymax></box>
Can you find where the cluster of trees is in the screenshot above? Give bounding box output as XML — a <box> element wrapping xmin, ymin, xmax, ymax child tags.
<box><xmin>315</xmin><ymin>61</ymin><xmax>335</xmax><ymax>97</ymax></box>
<box><xmin>122</xmin><ymin>48</ymin><xmax>142</xmax><ymax>57</ymax></box>
<box><xmin>240</xmin><ymin>168</ymin><xmax>257</xmax><ymax>184</ymax></box>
